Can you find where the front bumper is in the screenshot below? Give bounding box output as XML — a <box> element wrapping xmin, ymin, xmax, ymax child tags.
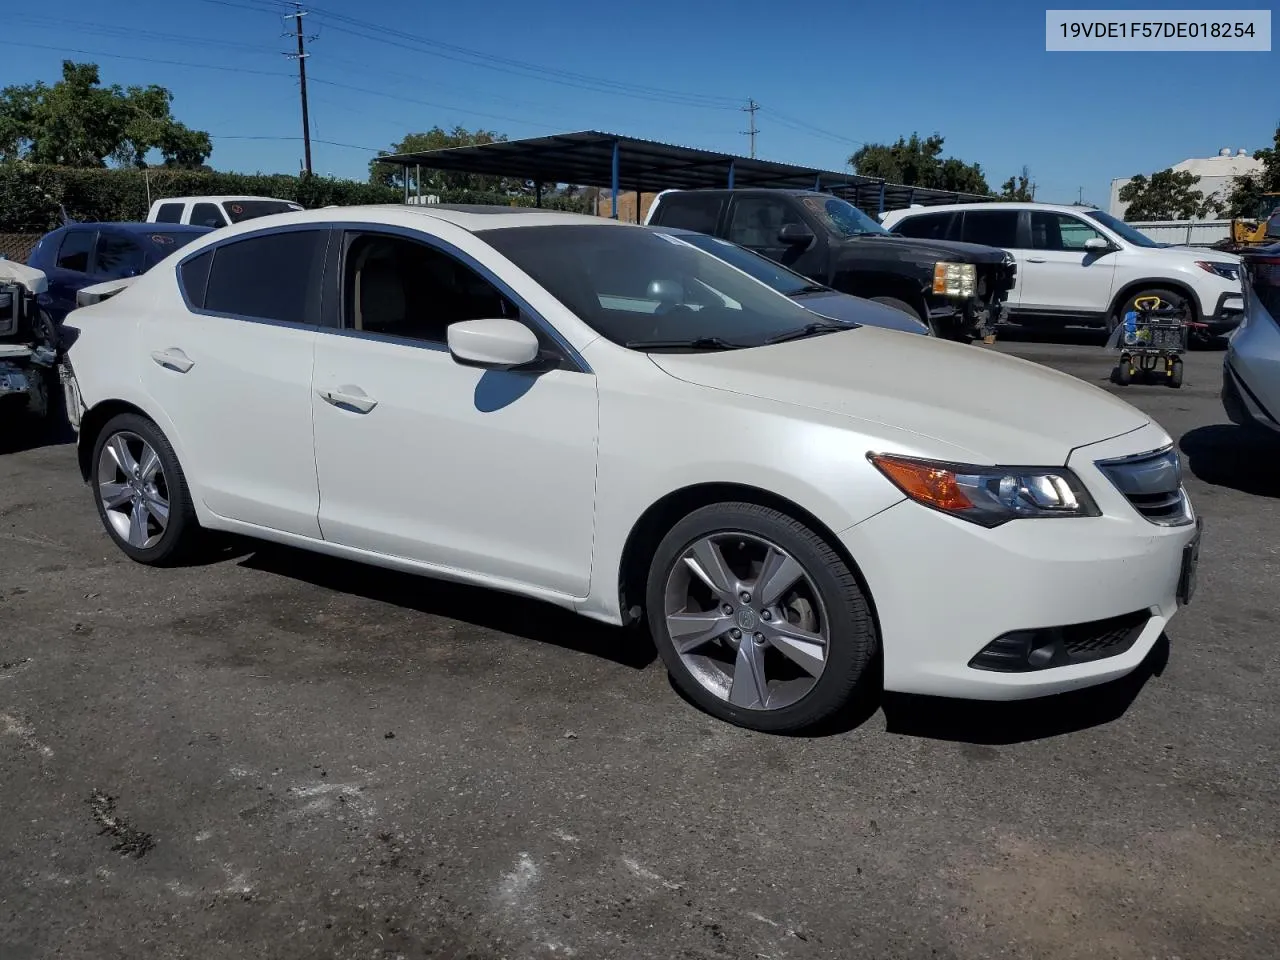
<box><xmin>841</xmin><ymin>426</ymin><xmax>1198</xmax><ymax>700</ymax></box>
<box><xmin>1205</xmin><ymin>290</ymin><xmax>1245</xmax><ymax>335</ymax></box>
<box><xmin>1223</xmin><ymin>358</ymin><xmax>1279</xmax><ymax>432</ymax></box>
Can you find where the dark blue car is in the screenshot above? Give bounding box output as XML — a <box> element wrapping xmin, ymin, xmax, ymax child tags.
<box><xmin>27</xmin><ymin>222</ymin><xmax>212</xmax><ymax>322</ymax></box>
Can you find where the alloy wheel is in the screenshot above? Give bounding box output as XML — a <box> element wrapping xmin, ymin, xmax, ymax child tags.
<box><xmin>97</xmin><ymin>431</ymin><xmax>170</xmax><ymax>549</ymax></box>
<box><xmin>663</xmin><ymin>532</ymin><xmax>829</xmax><ymax>710</ymax></box>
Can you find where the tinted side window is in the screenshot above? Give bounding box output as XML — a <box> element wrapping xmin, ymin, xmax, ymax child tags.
<box><xmin>95</xmin><ymin>234</ymin><xmax>146</xmax><ymax>279</ymax></box>
<box><xmin>893</xmin><ymin>212</ymin><xmax>955</xmax><ymax>240</ymax></box>
<box><xmin>344</xmin><ymin>233</ymin><xmax>517</xmax><ymax>344</ymax></box>
<box><xmin>203</xmin><ymin>230</ymin><xmax>327</xmax><ymax>324</ymax></box>
<box><xmin>56</xmin><ymin>231</ymin><xmax>95</xmax><ymax>272</ymax></box>
<box><xmin>960</xmin><ymin>210</ymin><xmax>1019</xmax><ymax>248</ymax></box>
<box><xmin>179</xmin><ymin>250</ymin><xmax>214</xmax><ymax>308</ymax></box>
<box><xmin>1031</xmin><ymin>212</ymin><xmax>1105</xmax><ymax>252</ymax></box>
<box><xmin>651</xmin><ymin>194</ymin><xmax>724</xmax><ymax>234</ymax></box>
<box><xmin>154</xmin><ymin>203</ymin><xmax>184</xmax><ymax>224</ymax></box>
<box><xmin>726</xmin><ymin>198</ymin><xmax>802</xmax><ymax>248</ymax></box>
<box><xmin>191</xmin><ymin>202</ymin><xmax>228</xmax><ymax>228</ymax></box>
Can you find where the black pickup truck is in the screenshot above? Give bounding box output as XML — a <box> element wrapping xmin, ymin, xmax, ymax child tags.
<box><xmin>645</xmin><ymin>189</ymin><xmax>1017</xmax><ymax>341</ymax></box>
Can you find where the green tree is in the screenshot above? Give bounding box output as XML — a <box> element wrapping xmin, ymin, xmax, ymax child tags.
<box><xmin>0</xmin><ymin>61</ymin><xmax>210</xmax><ymax>169</ymax></box>
<box><xmin>999</xmin><ymin>166</ymin><xmax>1035</xmax><ymax>201</ymax></box>
<box><xmin>1224</xmin><ymin>124</ymin><xmax>1280</xmax><ymax>219</ymax></box>
<box><xmin>849</xmin><ymin>133</ymin><xmax>991</xmax><ymax>195</ymax></box>
<box><xmin>369</xmin><ymin>126</ymin><xmax>515</xmax><ymax>194</ymax></box>
<box><xmin>1119</xmin><ymin>168</ymin><xmax>1219</xmax><ymax>220</ymax></box>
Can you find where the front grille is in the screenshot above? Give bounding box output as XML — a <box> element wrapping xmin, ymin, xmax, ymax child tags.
<box><xmin>1095</xmin><ymin>446</ymin><xmax>1192</xmax><ymax>526</ymax></box>
<box><xmin>970</xmin><ymin>610</ymin><xmax>1149</xmax><ymax>672</ymax></box>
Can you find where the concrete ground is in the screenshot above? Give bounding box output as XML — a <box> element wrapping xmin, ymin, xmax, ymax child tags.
<box><xmin>1</xmin><ymin>333</ymin><xmax>1277</xmax><ymax>960</ymax></box>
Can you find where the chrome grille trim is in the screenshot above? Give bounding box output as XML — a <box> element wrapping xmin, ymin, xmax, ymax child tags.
<box><xmin>1095</xmin><ymin>445</ymin><xmax>1193</xmax><ymax>527</ymax></box>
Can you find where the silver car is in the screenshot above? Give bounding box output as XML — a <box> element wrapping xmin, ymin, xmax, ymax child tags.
<box><xmin>1223</xmin><ymin>245</ymin><xmax>1280</xmax><ymax>435</ymax></box>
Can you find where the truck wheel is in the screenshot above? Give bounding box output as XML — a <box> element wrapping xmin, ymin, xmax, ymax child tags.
<box><xmin>869</xmin><ymin>296</ymin><xmax>935</xmax><ymax>336</ymax></box>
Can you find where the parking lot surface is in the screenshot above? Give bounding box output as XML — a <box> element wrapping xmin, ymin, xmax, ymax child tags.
<box><xmin>1</xmin><ymin>335</ymin><xmax>1277</xmax><ymax>960</ymax></box>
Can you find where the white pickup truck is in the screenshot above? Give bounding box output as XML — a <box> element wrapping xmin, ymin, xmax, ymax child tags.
<box><xmin>146</xmin><ymin>196</ymin><xmax>302</xmax><ymax>229</ymax></box>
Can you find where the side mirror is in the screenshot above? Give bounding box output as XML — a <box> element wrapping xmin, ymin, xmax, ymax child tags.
<box><xmin>778</xmin><ymin>222</ymin><xmax>815</xmax><ymax>246</ymax></box>
<box><xmin>1083</xmin><ymin>237</ymin><xmax>1111</xmax><ymax>252</ymax></box>
<box><xmin>447</xmin><ymin>318</ymin><xmax>541</xmax><ymax>370</ymax></box>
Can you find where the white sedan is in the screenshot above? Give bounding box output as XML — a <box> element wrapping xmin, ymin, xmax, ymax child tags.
<box><xmin>61</xmin><ymin>205</ymin><xmax>1202</xmax><ymax>733</ymax></box>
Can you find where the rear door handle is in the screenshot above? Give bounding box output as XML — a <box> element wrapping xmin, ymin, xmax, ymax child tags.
<box><xmin>150</xmin><ymin>348</ymin><xmax>194</xmax><ymax>373</ymax></box>
<box><xmin>1026</xmin><ymin>257</ymin><xmax>1047</xmax><ymax>264</ymax></box>
<box><xmin>319</xmin><ymin>385</ymin><xmax>378</xmax><ymax>414</ymax></box>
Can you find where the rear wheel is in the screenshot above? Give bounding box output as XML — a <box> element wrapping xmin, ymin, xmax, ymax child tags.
<box><xmin>91</xmin><ymin>413</ymin><xmax>200</xmax><ymax>565</ymax></box>
<box><xmin>645</xmin><ymin>502</ymin><xmax>877</xmax><ymax>733</ymax></box>
<box><xmin>1110</xmin><ymin>287</ymin><xmax>1189</xmax><ymax>334</ymax></box>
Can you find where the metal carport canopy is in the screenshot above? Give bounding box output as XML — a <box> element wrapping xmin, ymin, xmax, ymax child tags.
<box><xmin>376</xmin><ymin>130</ymin><xmax>990</xmax><ymax>216</ymax></box>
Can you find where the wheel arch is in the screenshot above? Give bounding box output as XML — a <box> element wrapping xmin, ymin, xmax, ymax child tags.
<box><xmin>616</xmin><ymin>482</ymin><xmax>882</xmax><ymax>638</ymax></box>
<box><xmin>834</xmin><ymin>270</ymin><xmax>928</xmax><ymax>320</ymax></box>
<box><xmin>76</xmin><ymin>399</ymin><xmax>154</xmax><ymax>482</ymax></box>
<box><xmin>1107</xmin><ymin>277</ymin><xmax>1201</xmax><ymax>322</ymax></box>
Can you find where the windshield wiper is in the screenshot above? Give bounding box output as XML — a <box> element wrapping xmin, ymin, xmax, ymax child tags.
<box><xmin>764</xmin><ymin>321</ymin><xmax>851</xmax><ymax>344</ymax></box>
<box><xmin>624</xmin><ymin>336</ymin><xmax>745</xmax><ymax>351</ymax></box>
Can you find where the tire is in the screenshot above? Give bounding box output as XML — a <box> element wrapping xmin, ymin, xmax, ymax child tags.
<box><xmin>90</xmin><ymin>412</ymin><xmax>200</xmax><ymax>565</ymax></box>
<box><xmin>1169</xmin><ymin>358</ymin><xmax>1184</xmax><ymax>388</ymax></box>
<box><xmin>645</xmin><ymin>501</ymin><xmax>877</xmax><ymax>733</ymax></box>
<box><xmin>1111</xmin><ymin>287</ymin><xmax>1189</xmax><ymax>333</ymax></box>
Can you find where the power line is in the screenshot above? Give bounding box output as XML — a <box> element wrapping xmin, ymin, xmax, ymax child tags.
<box><xmin>303</xmin><ymin>6</ymin><xmax>741</xmax><ymax>110</ymax></box>
<box><xmin>0</xmin><ymin>38</ymin><xmax>291</xmax><ymax>78</ymax></box>
<box><xmin>6</xmin><ymin>13</ymin><xmax>281</xmax><ymax>52</ymax></box>
<box><xmin>763</xmin><ymin>108</ymin><xmax>866</xmax><ymax>149</ymax></box>
<box><xmin>215</xmin><ymin>135</ymin><xmax>379</xmax><ymax>151</ymax></box>
<box><xmin>741</xmin><ymin>98</ymin><xmax>759</xmax><ymax>158</ymax></box>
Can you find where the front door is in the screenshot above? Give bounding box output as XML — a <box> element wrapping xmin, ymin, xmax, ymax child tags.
<box><xmin>311</xmin><ymin>227</ymin><xmax>599</xmax><ymax>598</ymax></box>
<box><xmin>1015</xmin><ymin>211</ymin><xmax>1118</xmax><ymax>318</ymax></box>
<box><xmin>43</xmin><ymin>228</ymin><xmax>97</xmax><ymax>321</ymax></box>
<box><xmin>139</xmin><ymin>227</ymin><xmax>328</xmax><ymax>537</ymax></box>
<box><xmin>724</xmin><ymin>195</ymin><xmax>825</xmax><ymax>276</ymax></box>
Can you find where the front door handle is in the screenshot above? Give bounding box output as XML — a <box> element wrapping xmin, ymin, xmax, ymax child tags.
<box><xmin>151</xmin><ymin>348</ymin><xmax>194</xmax><ymax>373</ymax></box>
<box><xmin>319</xmin><ymin>385</ymin><xmax>378</xmax><ymax>414</ymax></box>
<box><xmin>1026</xmin><ymin>257</ymin><xmax>1047</xmax><ymax>264</ymax></box>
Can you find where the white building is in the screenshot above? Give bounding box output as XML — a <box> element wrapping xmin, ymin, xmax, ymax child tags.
<box><xmin>1109</xmin><ymin>147</ymin><xmax>1262</xmax><ymax>220</ymax></box>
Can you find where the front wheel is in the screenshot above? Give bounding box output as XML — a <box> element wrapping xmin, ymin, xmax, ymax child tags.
<box><xmin>645</xmin><ymin>502</ymin><xmax>877</xmax><ymax>733</ymax></box>
<box><xmin>91</xmin><ymin>413</ymin><xmax>200</xmax><ymax>565</ymax></box>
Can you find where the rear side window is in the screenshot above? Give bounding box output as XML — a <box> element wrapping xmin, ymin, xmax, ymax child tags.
<box><xmin>202</xmin><ymin>230</ymin><xmax>327</xmax><ymax>324</ymax></box>
<box><xmin>893</xmin><ymin>212</ymin><xmax>956</xmax><ymax>241</ymax></box>
<box><xmin>191</xmin><ymin>202</ymin><xmax>228</xmax><ymax>228</ymax></box>
<box><xmin>650</xmin><ymin>194</ymin><xmax>724</xmax><ymax>234</ymax></box>
<box><xmin>960</xmin><ymin>210</ymin><xmax>1019</xmax><ymax>248</ymax></box>
<box><xmin>154</xmin><ymin>202</ymin><xmax>184</xmax><ymax>224</ymax></box>
<box><xmin>94</xmin><ymin>234</ymin><xmax>146</xmax><ymax>279</ymax></box>
<box><xmin>56</xmin><ymin>231</ymin><xmax>95</xmax><ymax>272</ymax></box>
<box><xmin>179</xmin><ymin>250</ymin><xmax>214</xmax><ymax>307</ymax></box>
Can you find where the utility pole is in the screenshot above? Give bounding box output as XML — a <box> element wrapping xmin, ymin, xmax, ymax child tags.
<box><xmin>741</xmin><ymin>98</ymin><xmax>759</xmax><ymax>158</ymax></box>
<box><xmin>1077</xmin><ymin>186</ymin><xmax>1084</xmax><ymax>206</ymax></box>
<box><xmin>284</xmin><ymin>3</ymin><xmax>313</xmax><ymax>176</ymax></box>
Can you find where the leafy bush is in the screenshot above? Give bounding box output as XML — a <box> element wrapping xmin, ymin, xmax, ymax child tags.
<box><xmin>0</xmin><ymin>164</ymin><xmax>591</xmax><ymax>232</ymax></box>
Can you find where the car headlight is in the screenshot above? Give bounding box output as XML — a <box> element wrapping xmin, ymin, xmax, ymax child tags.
<box><xmin>1195</xmin><ymin>260</ymin><xmax>1240</xmax><ymax>281</ymax></box>
<box><xmin>869</xmin><ymin>453</ymin><xmax>1101</xmax><ymax>527</ymax></box>
<box><xmin>932</xmin><ymin>261</ymin><xmax>976</xmax><ymax>298</ymax></box>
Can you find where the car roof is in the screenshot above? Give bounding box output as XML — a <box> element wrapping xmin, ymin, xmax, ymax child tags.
<box><xmin>49</xmin><ymin>222</ymin><xmax>214</xmax><ymax>235</ymax></box>
<box><xmin>178</xmin><ymin>203</ymin><xmax>632</xmax><ymax>238</ymax></box>
<box><xmin>657</xmin><ymin>188</ymin><xmax>826</xmax><ymax>198</ymax></box>
<box><xmin>885</xmin><ymin>201</ymin><xmax>1105</xmax><ymax>217</ymax></box>
<box><xmin>152</xmin><ymin>196</ymin><xmax>298</xmax><ymax>204</ymax></box>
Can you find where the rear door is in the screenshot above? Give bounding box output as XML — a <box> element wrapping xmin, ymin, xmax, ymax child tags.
<box><xmin>92</xmin><ymin>232</ymin><xmax>148</xmax><ymax>282</ymax></box>
<box><xmin>43</xmin><ymin>229</ymin><xmax>98</xmax><ymax>321</ymax></box>
<box><xmin>958</xmin><ymin>210</ymin><xmax>1023</xmax><ymax>310</ymax></box>
<box><xmin>140</xmin><ymin>227</ymin><xmax>329</xmax><ymax>537</ymax></box>
<box><xmin>647</xmin><ymin>192</ymin><xmax>726</xmax><ymax>234</ymax></box>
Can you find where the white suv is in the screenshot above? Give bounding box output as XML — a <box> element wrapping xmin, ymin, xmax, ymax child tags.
<box><xmin>882</xmin><ymin>202</ymin><xmax>1244</xmax><ymax>336</ymax></box>
<box><xmin>146</xmin><ymin>196</ymin><xmax>302</xmax><ymax>230</ymax></box>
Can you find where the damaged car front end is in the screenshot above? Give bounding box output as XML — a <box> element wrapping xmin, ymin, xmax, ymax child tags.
<box><xmin>0</xmin><ymin>259</ymin><xmax>61</xmax><ymax>431</ymax></box>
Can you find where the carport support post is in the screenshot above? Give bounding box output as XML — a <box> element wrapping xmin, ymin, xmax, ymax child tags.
<box><xmin>878</xmin><ymin>181</ymin><xmax>886</xmax><ymax>217</ymax></box>
<box><xmin>907</xmin><ymin>187</ymin><xmax>915</xmax><ymax>206</ymax></box>
<box><xmin>727</xmin><ymin>159</ymin><xmax>735</xmax><ymax>189</ymax></box>
<box><xmin>535</xmin><ymin>182</ymin><xmax>542</xmax><ymax>208</ymax></box>
<box><xmin>814</xmin><ymin>175</ymin><xmax>821</xmax><ymax>191</ymax></box>
<box><xmin>636</xmin><ymin>189</ymin><xmax>642</xmax><ymax>223</ymax></box>
<box><xmin>416</xmin><ymin>163</ymin><xmax>422</xmax><ymax>202</ymax></box>
<box><xmin>611</xmin><ymin>139</ymin><xmax>620</xmax><ymax>220</ymax></box>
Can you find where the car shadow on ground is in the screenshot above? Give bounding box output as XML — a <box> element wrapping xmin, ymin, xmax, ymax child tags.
<box><xmin>1180</xmin><ymin>424</ymin><xmax>1280</xmax><ymax>498</ymax></box>
<box><xmin>995</xmin><ymin>325</ymin><xmax>1228</xmax><ymax>351</ymax></box>
<box><xmin>878</xmin><ymin>635</ymin><xmax>1170</xmax><ymax>745</ymax></box>
<box><xmin>237</xmin><ymin>543</ymin><xmax>658</xmax><ymax>670</ymax></box>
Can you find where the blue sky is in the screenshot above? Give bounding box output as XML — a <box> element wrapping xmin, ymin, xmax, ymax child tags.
<box><xmin>3</xmin><ymin>0</ymin><xmax>1275</xmax><ymax>206</ymax></box>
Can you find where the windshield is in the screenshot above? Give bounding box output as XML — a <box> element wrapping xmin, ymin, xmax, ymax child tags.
<box><xmin>670</xmin><ymin>232</ymin><xmax>820</xmax><ymax>296</ymax></box>
<box><xmin>800</xmin><ymin>196</ymin><xmax>889</xmax><ymax>237</ymax></box>
<box><xmin>1083</xmin><ymin>209</ymin><xmax>1160</xmax><ymax>248</ymax></box>
<box><xmin>141</xmin><ymin>231</ymin><xmax>205</xmax><ymax>264</ymax></box>
<box><xmin>222</xmin><ymin>200</ymin><xmax>303</xmax><ymax>223</ymax></box>
<box><xmin>480</xmin><ymin>224</ymin><xmax>832</xmax><ymax>348</ymax></box>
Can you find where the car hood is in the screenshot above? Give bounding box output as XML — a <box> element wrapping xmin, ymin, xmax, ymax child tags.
<box><xmin>648</xmin><ymin>327</ymin><xmax>1151</xmax><ymax>464</ymax></box>
<box><xmin>850</xmin><ymin>234</ymin><xmax>1011</xmax><ymax>264</ymax></box>
<box><xmin>793</xmin><ymin>290</ymin><xmax>930</xmax><ymax>335</ymax></box>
